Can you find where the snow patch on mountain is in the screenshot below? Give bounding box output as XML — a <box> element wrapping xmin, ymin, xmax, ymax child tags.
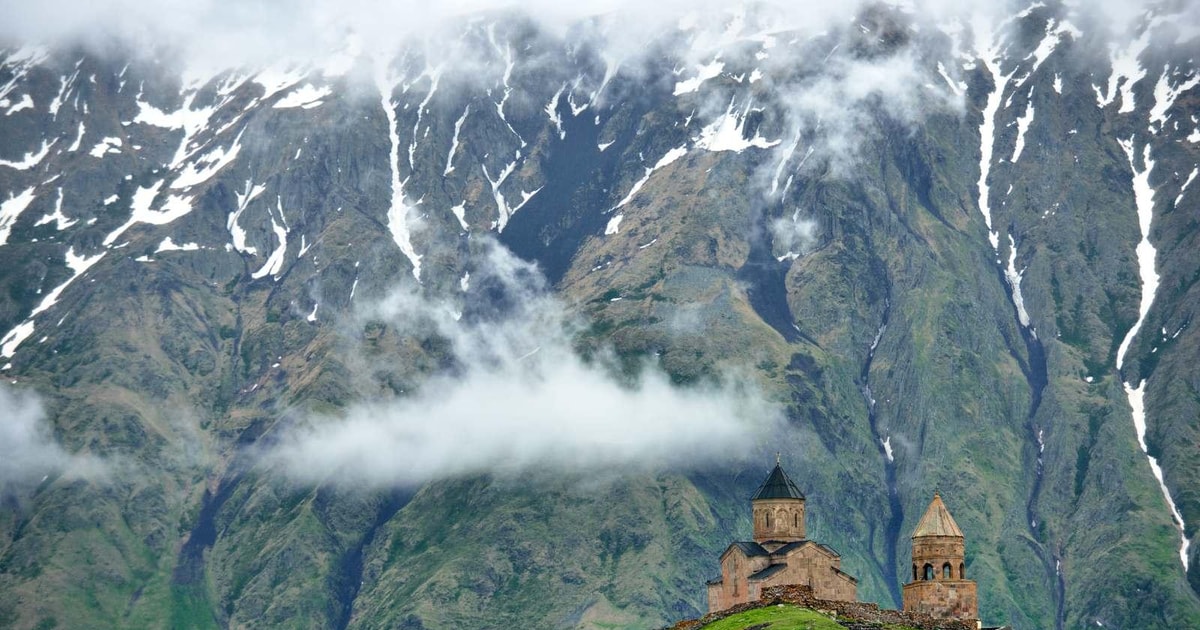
<box><xmin>1</xmin><ymin>138</ymin><xmax>57</xmax><ymax>170</ymax></box>
<box><xmin>0</xmin><ymin>187</ymin><xmax>37</xmax><ymax>246</ymax></box>
<box><xmin>546</xmin><ymin>85</ymin><xmax>566</xmax><ymax>140</ymax></box>
<box><xmin>936</xmin><ymin>62</ymin><xmax>966</xmax><ymax>97</ymax></box>
<box><xmin>47</xmin><ymin>65</ymin><xmax>81</xmax><ymax>119</ymax></box>
<box><xmin>88</xmin><ymin>136</ymin><xmax>122</xmax><ymax>158</ymax></box>
<box><xmin>1019</xmin><ymin>18</ymin><xmax>1080</xmax><ymax>84</ymax></box>
<box><xmin>611</xmin><ymin>145</ymin><xmax>687</xmax><ymax>212</ymax></box>
<box><xmin>1</xmin><ymin>247</ymin><xmax>105</xmax><ymax>358</ymax></box>
<box><xmin>230</xmin><ymin>180</ymin><xmax>265</xmax><ymax>255</ymax></box>
<box><xmin>3</xmin><ymin>93</ymin><xmax>33</xmax><ymax>115</ymax></box>
<box><xmin>450</xmin><ymin>203</ymin><xmax>468</xmax><ymax>231</ymax></box>
<box><xmin>103</xmin><ymin>181</ymin><xmax>193</xmax><ymax>246</ymax></box>
<box><xmin>694</xmin><ymin>98</ymin><xmax>779</xmax><ymax>153</ymax></box>
<box><xmin>251</xmin><ymin>197</ymin><xmax>289</xmax><ymax>280</ymax></box>
<box><xmin>171</xmin><ymin>130</ymin><xmax>243</xmax><ymax>189</ymax></box>
<box><xmin>674</xmin><ymin>58</ymin><xmax>724</xmax><ymax>95</ymax></box>
<box><xmin>1148</xmin><ymin>68</ymin><xmax>1200</xmax><ymax>131</ymax></box>
<box><xmin>273</xmin><ymin>83</ymin><xmax>332</xmax><ymax>109</ymax></box>
<box><xmin>34</xmin><ymin>188</ymin><xmax>76</xmax><ymax>230</ymax></box>
<box><xmin>133</xmin><ymin>94</ymin><xmax>217</xmax><ymax>168</ymax></box>
<box><xmin>1176</xmin><ymin>167</ymin><xmax>1197</xmax><ymax>207</ymax></box>
<box><xmin>1094</xmin><ymin>24</ymin><xmax>1151</xmax><ymax>113</ymax></box>
<box><xmin>254</xmin><ymin>66</ymin><xmax>306</xmax><ymax>102</ymax></box>
<box><xmin>65</xmin><ymin>121</ymin><xmax>86</xmax><ymax>152</ymax></box>
<box><xmin>155</xmin><ymin>237</ymin><xmax>200</xmax><ymax>253</ymax></box>
<box><xmin>483</xmin><ymin>151</ymin><xmax>541</xmax><ymax>234</ymax></box>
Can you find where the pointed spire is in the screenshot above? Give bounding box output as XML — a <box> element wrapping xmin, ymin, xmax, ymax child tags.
<box><xmin>912</xmin><ymin>493</ymin><xmax>964</xmax><ymax>538</ymax></box>
<box><xmin>751</xmin><ymin>461</ymin><xmax>805</xmax><ymax>501</ymax></box>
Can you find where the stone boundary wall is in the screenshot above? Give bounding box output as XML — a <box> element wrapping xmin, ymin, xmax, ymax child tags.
<box><xmin>668</xmin><ymin>584</ymin><xmax>978</xmax><ymax>630</ymax></box>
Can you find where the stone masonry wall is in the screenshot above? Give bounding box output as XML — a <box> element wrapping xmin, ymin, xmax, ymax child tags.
<box><xmin>903</xmin><ymin>580</ymin><xmax>979</xmax><ymax>621</ymax></box>
<box><xmin>673</xmin><ymin>584</ymin><xmax>978</xmax><ymax>630</ymax></box>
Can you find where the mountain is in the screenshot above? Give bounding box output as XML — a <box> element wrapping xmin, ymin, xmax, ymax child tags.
<box><xmin>1</xmin><ymin>1</ymin><xmax>1199</xmax><ymax>629</ymax></box>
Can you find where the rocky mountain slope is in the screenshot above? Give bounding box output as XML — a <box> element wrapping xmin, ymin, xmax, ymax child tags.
<box><xmin>1</xmin><ymin>1</ymin><xmax>1199</xmax><ymax>628</ymax></box>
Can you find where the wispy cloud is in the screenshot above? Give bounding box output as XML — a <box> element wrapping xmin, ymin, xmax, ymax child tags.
<box><xmin>0</xmin><ymin>385</ymin><xmax>105</xmax><ymax>487</ymax></box>
<box><xmin>260</xmin><ymin>240</ymin><xmax>781</xmax><ymax>486</ymax></box>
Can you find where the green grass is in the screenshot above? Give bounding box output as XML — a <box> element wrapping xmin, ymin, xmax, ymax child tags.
<box><xmin>168</xmin><ymin>585</ymin><xmax>219</xmax><ymax>630</ymax></box>
<box><xmin>699</xmin><ymin>604</ymin><xmax>927</xmax><ymax>630</ymax></box>
<box><xmin>700</xmin><ymin>605</ymin><xmax>846</xmax><ymax>630</ymax></box>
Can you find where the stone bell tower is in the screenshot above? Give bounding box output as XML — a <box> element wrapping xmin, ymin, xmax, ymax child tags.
<box><xmin>751</xmin><ymin>456</ymin><xmax>806</xmax><ymax>546</ymax></box>
<box><xmin>902</xmin><ymin>493</ymin><xmax>978</xmax><ymax>622</ymax></box>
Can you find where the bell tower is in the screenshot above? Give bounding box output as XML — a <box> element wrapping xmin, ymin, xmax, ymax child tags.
<box><xmin>751</xmin><ymin>457</ymin><xmax>806</xmax><ymax>546</ymax></box>
<box><xmin>902</xmin><ymin>493</ymin><xmax>978</xmax><ymax>622</ymax></box>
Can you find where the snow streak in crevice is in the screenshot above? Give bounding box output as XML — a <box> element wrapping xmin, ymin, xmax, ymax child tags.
<box><xmin>972</xmin><ymin>16</ymin><xmax>1010</xmax><ymax>252</ymax></box>
<box><xmin>609</xmin><ymin>145</ymin><xmax>687</xmax><ymax>213</ymax></box>
<box><xmin>1116</xmin><ymin>136</ymin><xmax>1189</xmax><ymax>572</ymax></box>
<box><xmin>482</xmin><ymin>152</ymin><xmax>541</xmax><ymax>234</ymax></box>
<box><xmin>1004</xmin><ymin>234</ymin><xmax>1034</xmax><ymax>334</ymax></box>
<box><xmin>375</xmin><ymin>59</ymin><xmax>422</xmax><ymax>282</ymax></box>
<box><xmin>409</xmin><ymin>66</ymin><xmax>442</xmax><ymax>171</ymax></box>
<box><xmin>1011</xmin><ymin>88</ymin><xmax>1035</xmax><ymax>163</ymax></box>
<box><xmin>546</xmin><ymin>84</ymin><xmax>566</xmax><ymax>140</ymax></box>
<box><xmin>975</xmin><ymin>15</ymin><xmax>1039</xmax><ymax>340</ymax></box>
<box><xmin>251</xmin><ymin>196</ymin><xmax>289</xmax><ymax>280</ymax></box>
<box><xmin>444</xmin><ymin>105</ymin><xmax>470</xmax><ymax>176</ymax></box>
<box><xmin>230</xmin><ymin>180</ymin><xmax>265</xmax><ymax>255</ymax></box>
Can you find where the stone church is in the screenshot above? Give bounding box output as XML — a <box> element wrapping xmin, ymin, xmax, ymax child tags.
<box><xmin>706</xmin><ymin>462</ymin><xmax>858</xmax><ymax>612</ymax></box>
<box><xmin>705</xmin><ymin>463</ymin><xmax>980</xmax><ymax>625</ymax></box>
<box><xmin>903</xmin><ymin>493</ymin><xmax>979</xmax><ymax>622</ymax></box>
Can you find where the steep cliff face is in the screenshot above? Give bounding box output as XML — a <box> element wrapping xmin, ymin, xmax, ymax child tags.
<box><xmin>0</xmin><ymin>2</ymin><xmax>1198</xmax><ymax>629</ymax></box>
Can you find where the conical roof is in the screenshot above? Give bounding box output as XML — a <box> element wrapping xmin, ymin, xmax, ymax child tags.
<box><xmin>912</xmin><ymin>493</ymin><xmax>964</xmax><ymax>538</ymax></box>
<box><xmin>751</xmin><ymin>463</ymin><xmax>805</xmax><ymax>501</ymax></box>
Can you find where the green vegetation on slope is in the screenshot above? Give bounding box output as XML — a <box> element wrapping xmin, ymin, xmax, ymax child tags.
<box><xmin>699</xmin><ymin>604</ymin><xmax>920</xmax><ymax>630</ymax></box>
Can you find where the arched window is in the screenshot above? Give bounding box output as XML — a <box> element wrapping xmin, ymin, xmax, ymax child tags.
<box><xmin>923</xmin><ymin>564</ymin><xmax>934</xmax><ymax>581</ymax></box>
<box><xmin>960</xmin><ymin>563</ymin><xmax>965</xmax><ymax>579</ymax></box>
<box><xmin>765</xmin><ymin>511</ymin><xmax>772</xmax><ymax>529</ymax></box>
<box><xmin>912</xmin><ymin>564</ymin><xmax>918</xmax><ymax>581</ymax></box>
<box><xmin>943</xmin><ymin>563</ymin><xmax>952</xmax><ymax>579</ymax></box>
<box><xmin>794</xmin><ymin>512</ymin><xmax>799</xmax><ymax>528</ymax></box>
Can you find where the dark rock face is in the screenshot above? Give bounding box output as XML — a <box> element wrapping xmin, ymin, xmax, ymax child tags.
<box><xmin>1</xmin><ymin>3</ymin><xmax>1199</xmax><ymax>629</ymax></box>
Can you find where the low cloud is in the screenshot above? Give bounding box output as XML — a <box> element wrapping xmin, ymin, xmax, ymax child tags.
<box><xmin>261</xmin><ymin>240</ymin><xmax>781</xmax><ymax>486</ymax></box>
<box><xmin>771</xmin><ymin>211</ymin><xmax>819</xmax><ymax>260</ymax></box>
<box><xmin>0</xmin><ymin>385</ymin><xmax>105</xmax><ymax>487</ymax></box>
